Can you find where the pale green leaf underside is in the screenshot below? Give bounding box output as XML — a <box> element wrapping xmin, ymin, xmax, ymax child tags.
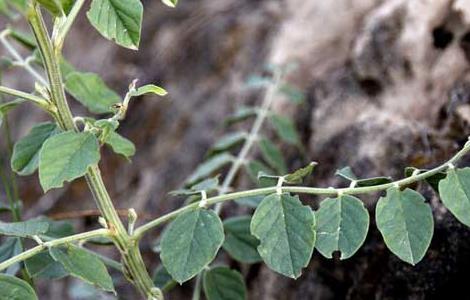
<box><xmin>49</xmin><ymin>245</ymin><xmax>115</xmax><ymax>292</ymax></box>
<box><xmin>250</xmin><ymin>193</ymin><xmax>316</xmax><ymax>278</ymax></box>
<box><xmin>315</xmin><ymin>195</ymin><xmax>369</xmax><ymax>259</ymax></box>
<box><xmin>11</xmin><ymin>122</ymin><xmax>59</xmax><ymax>176</ymax></box>
<box><xmin>203</xmin><ymin>266</ymin><xmax>247</xmax><ymax>300</ymax></box>
<box><xmin>223</xmin><ymin>216</ymin><xmax>261</xmax><ymax>264</ymax></box>
<box><xmin>87</xmin><ymin>0</ymin><xmax>143</xmax><ymax>50</ymax></box>
<box><xmin>160</xmin><ymin>209</ymin><xmax>224</xmax><ymax>284</ymax></box>
<box><xmin>0</xmin><ymin>220</ymin><xmax>49</xmax><ymax>238</ymax></box>
<box><xmin>0</xmin><ymin>274</ymin><xmax>37</xmax><ymax>300</ymax></box>
<box><xmin>438</xmin><ymin>167</ymin><xmax>470</xmax><ymax>227</ymax></box>
<box><xmin>65</xmin><ymin>72</ymin><xmax>121</xmax><ymax>114</ymax></box>
<box><xmin>376</xmin><ymin>187</ymin><xmax>433</xmax><ymax>265</ymax></box>
<box><xmin>39</xmin><ymin>131</ymin><xmax>100</xmax><ymax>192</ymax></box>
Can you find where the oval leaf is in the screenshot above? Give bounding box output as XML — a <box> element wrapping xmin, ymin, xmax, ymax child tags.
<box><xmin>376</xmin><ymin>187</ymin><xmax>434</xmax><ymax>265</ymax></box>
<box><xmin>87</xmin><ymin>0</ymin><xmax>143</xmax><ymax>50</ymax></box>
<box><xmin>223</xmin><ymin>216</ymin><xmax>261</xmax><ymax>264</ymax></box>
<box><xmin>0</xmin><ymin>274</ymin><xmax>37</xmax><ymax>300</ymax></box>
<box><xmin>203</xmin><ymin>266</ymin><xmax>246</xmax><ymax>300</ymax></box>
<box><xmin>105</xmin><ymin>131</ymin><xmax>136</xmax><ymax>159</ymax></box>
<box><xmin>39</xmin><ymin>131</ymin><xmax>100</xmax><ymax>192</ymax></box>
<box><xmin>250</xmin><ymin>193</ymin><xmax>316</xmax><ymax>278</ymax></box>
<box><xmin>315</xmin><ymin>195</ymin><xmax>369</xmax><ymax>259</ymax></box>
<box><xmin>160</xmin><ymin>209</ymin><xmax>224</xmax><ymax>284</ymax></box>
<box><xmin>11</xmin><ymin>122</ymin><xmax>59</xmax><ymax>176</ymax></box>
<box><xmin>438</xmin><ymin>167</ymin><xmax>470</xmax><ymax>226</ymax></box>
<box><xmin>49</xmin><ymin>245</ymin><xmax>114</xmax><ymax>292</ymax></box>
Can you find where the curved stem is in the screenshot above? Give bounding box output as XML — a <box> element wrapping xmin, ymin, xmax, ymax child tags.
<box><xmin>0</xmin><ymin>229</ymin><xmax>110</xmax><ymax>272</ymax></box>
<box><xmin>134</xmin><ymin>139</ymin><xmax>470</xmax><ymax>239</ymax></box>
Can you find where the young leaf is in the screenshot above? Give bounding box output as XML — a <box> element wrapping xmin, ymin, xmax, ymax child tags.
<box><xmin>25</xmin><ymin>251</ymin><xmax>68</xmax><ymax>280</ymax></box>
<box><xmin>315</xmin><ymin>195</ymin><xmax>369</xmax><ymax>259</ymax></box>
<box><xmin>223</xmin><ymin>216</ymin><xmax>262</xmax><ymax>264</ymax></box>
<box><xmin>49</xmin><ymin>245</ymin><xmax>115</xmax><ymax>292</ymax></box>
<box><xmin>0</xmin><ymin>274</ymin><xmax>37</xmax><ymax>300</ymax></box>
<box><xmin>39</xmin><ymin>132</ymin><xmax>100</xmax><ymax>192</ymax></box>
<box><xmin>0</xmin><ymin>219</ymin><xmax>49</xmax><ymax>238</ymax></box>
<box><xmin>105</xmin><ymin>131</ymin><xmax>136</xmax><ymax>159</ymax></box>
<box><xmin>87</xmin><ymin>0</ymin><xmax>143</xmax><ymax>50</ymax></box>
<box><xmin>258</xmin><ymin>138</ymin><xmax>287</xmax><ymax>174</ymax></box>
<box><xmin>65</xmin><ymin>72</ymin><xmax>121</xmax><ymax>114</ymax></box>
<box><xmin>250</xmin><ymin>193</ymin><xmax>316</xmax><ymax>278</ymax></box>
<box><xmin>203</xmin><ymin>266</ymin><xmax>247</xmax><ymax>300</ymax></box>
<box><xmin>11</xmin><ymin>122</ymin><xmax>59</xmax><ymax>176</ymax></box>
<box><xmin>284</xmin><ymin>162</ymin><xmax>317</xmax><ymax>184</ymax></box>
<box><xmin>152</xmin><ymin>265</ymin><xmax>176</xmax><ymax>292</ymax></box>
<box><xmin>186</xmin><ymin>153</ymin><xmax>235</xmax><ymax>185</ymax></box>
<box><xmin>160</xmin><ymin>209</ymin><xmax>224</xmax><ymax>284</ymax></box>
<box><xmin>269</xmin><ymin>114</ymin><xmax>300</xmax><ymax>145</ymax></box>
<box><xmin>210</xmin><ymin>132</ymin><xmax>247</xmax><ymax>153</ymax></box>
<box><xmin>376</xmin><ymin>187</ymin><xmax>434</xmax><ymax>265</ymax></box>
<box><xmin>438</xmin><ymin>167</ymin><xmax>470</xmax><ymax>227</ymax></box>
<box><xmin>162</xmin><ymin>0</ymin><xmax>178</xmax><ymax>8</ymax></box>
<box><xmin>130</xmin><ymin>84</ymin><xmax>168</xmax><ymax>97</ymax></box>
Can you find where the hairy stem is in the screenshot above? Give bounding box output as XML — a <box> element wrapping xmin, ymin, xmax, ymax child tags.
<box><xmin>26</xmin><ymin>3</ymin><xmax>161</xmax><ymax>299</ymax></box>
<box><xmin>134</xmin><ymin>139</ymin><xmax>470</xmax><ymax>238</ymax></box>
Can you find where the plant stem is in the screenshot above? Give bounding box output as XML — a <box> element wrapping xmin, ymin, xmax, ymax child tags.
<box><xmin>0</xmin><ymin>229</ymin><xmax>110</xmax><ymax>272</ymax></box>
<box><xmin>27</xmin><ymin>3</ymin><xmax>161</xmax><ymax>299</ymax></box>
<box><xmin>134</xmin><ymin>139</ymin><xmax>470</xmax><ymax>238</ymax></box>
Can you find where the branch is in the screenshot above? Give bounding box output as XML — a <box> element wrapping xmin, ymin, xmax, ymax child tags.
<box><xmin>0</xmin><ymin>229</ymin><xmax>110</xmax><ymax>272</ymax></box>
<box><xmin>133</xmin><ymin>138</ymin><xmax>470</xmax><ymax>239</ymax></box>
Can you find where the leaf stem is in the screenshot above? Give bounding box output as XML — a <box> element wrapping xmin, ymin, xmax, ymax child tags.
<box><xmin>134</xmin><ymin>139</ymin><xmax>470</xmax><ymax>238</ymax></box>
<box><xmin>0</xmin><ymin>229</ymin><xmax>110</xmax><ymax>273</ymax></box>
<box><xmin>0</xmin><ymin>86</ymin><xmax>49</xmax><ymax>106</ymax></box>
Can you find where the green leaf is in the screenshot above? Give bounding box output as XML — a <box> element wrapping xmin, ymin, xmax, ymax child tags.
<box><xmin>160</xmin><ymin>209</ymin><xmax>225</xmax><ymax>284</ymax></box>
<box><xmin>130</xmin><ymin>84</ymin><xmax>168</xmax><ymax>97</ymax></box>
<box><xmin>235</xmin><ymin>195</ymin><xmax>264</xmax><ymax>208</ymax></box>
<box><xmin>105</xmin><ymin>131</ymin><xmax>136</xmax><ymax>159</ymax></box>
<box><xmin>49</xmin><ymin>245</ymin><xmax>114</xmax><ymax>292</ymax></box>
<box><xmin>203</xmin><ymin>266</ymin><xmax>247</xmax><ymax>300</ymax></box>
<box><xmin>284</xmin><ymin>162</ymin><xmax>317</xmax><ymax>184</ymax></box>
<box><xmin>405</xmin><ymin>167</ymin><xmax>446</xmax><ymax>192</ymax></box>
<box><xmin>223</xmin><ymin>107</ymin><xmax>258</xmax><ymax>127</ymax></box>
<box><xmin>223</xmin><ymin>216</ymin><xmax>262</xmax><ymax>264</ymax></box>
<box><xmin>0</xmin><ymin>238</ymin><xmax>22</xmax><ymax>274</ymax></box>
<box><xmin>0</xmin><ymin>219</ymin><xmax>49</xmax><ymax>238</ymax></box>
<box><xmin>279</xmin><ymin>84</ymin><xmax>305</xmax><ymax>104</ymax></box>
<box><xmin>438</xmin><ymin>167</ymin><xmax>470</xmax><ymax>226</ymax></box>
<box><xmin>250</xmin><ymin>193</ymin><xmax>316</xmax><ymax>278</ymax></box>
<box><xmin>162</xmin><ymin>0</ymin><xmax>178</xmax><ymax>8</ymax></box>
<box><xmin>376</xmin><ymin>187</ymin><xmax>434</xmax><ymax>265</ymax></box>
<box><xmin>25</xmin><ymin>251</ymin><xmax>68</xmax><ymax>280</ymax></box>
<box><xmin>335</xmin><ymin>167</ymin><xmax>392</xmax><ymax>187</ymax></box>
<box><xmin>152</xmin><ymin>265</ymin><xmax>176</xmax><ymax>292</ymax></box>
<box><xmin>258</xmin><ymin>138</ymin><xmax>287</xmax><ymax>174</ymax></box>
<box><xmin>65</xmin><ymin>72</ymin><xmax>121</xmax><ymax>114</ymax></box>
<box><xmin>0</xmin><ymin>274</ymin><xmax>37</xmax><ymax>300</ymax></box>
<box><xmin>11</xmin><ymin>122</ymin><xmax>59</xmax><ymax>176</ymax></box>
<box><xmin>245</xmin><ymin>160</ymin><xmax>273</xmax><ymax>184</ymax></box>
<box><xmin>37</xmin><ymin>0</ymin><xmax>73</xmax><ymax>16</ymax></box>
<box><xmin>315</xmin><ymin>195</ymin><xmax>369</xmax><ymax>259</ymax></box>
<box><xmin>39</xmin><ymin>131</ymin><xmax>100</xmax><ymax>192</ymax></box>
<box><xmin>170</xmin><ymin>177</ymin><xmax>219</xmax><ymax>196</ymax></box>
<box><xmin>269</xmin><ymin>114</ymin><xmax>300</xmax><ymax>145</ymax></box>
<box><xmin>186</xmin><ymin>153</ymin><xmax>234</xmax><ymax>185</ymax></box>
<box><xmin>210</xmin><ymin>132</ymin><xmax>247</xmax><ymax>153</ymax></box>
<box><xmin>87</xmin><ymin>0</ymin><xmax>143</xmax><ymax>50</ymax></box>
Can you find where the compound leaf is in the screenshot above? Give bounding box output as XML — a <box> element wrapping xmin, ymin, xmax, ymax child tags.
<box><xmin>160</xmin><ymin>209</ymin><xmax>224</xmax><ymax>284</ymax></box>
<box><xmin>39</xmin><ymin>132</ymin><xmax>100</xmax><ymax>192</ymax></box>
<box><xmin>203</xmin><ymin>266</ymin><xmax>246</xmax><ymax>300</ymax></box>
<box><xmin>87</xmin><ymin>0</ymin><xmax>143</xmax><ymax>50</ymax></box>
<box><xmin>223</xmin><ymin>216</ymin><xmax>261</xmax><ymax>264</ymax></box>
<box><xmin>250</xmin><ymin>193</ymin><xmax>316</xmax><ymax>278</ymax></box>
<box><xmin>376</xmin><ymin>187</ymin><xmax>433</xmax><ymax>265</ymax></box>
<box><xmin>11</xmin><ymin>122</ymin><xmax>59</xmax><ymax>176</ymax></box>
<box><xmin>315</xmin><ymin>195</ymin><xmax>369</xmax><ymax>259</ymax></box>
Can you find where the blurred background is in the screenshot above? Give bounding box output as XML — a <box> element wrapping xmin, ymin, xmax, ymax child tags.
<box><xmin>3</xmin><ymin>0</ymin><xmax>470</xmax><ymax>299</ymax></box>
